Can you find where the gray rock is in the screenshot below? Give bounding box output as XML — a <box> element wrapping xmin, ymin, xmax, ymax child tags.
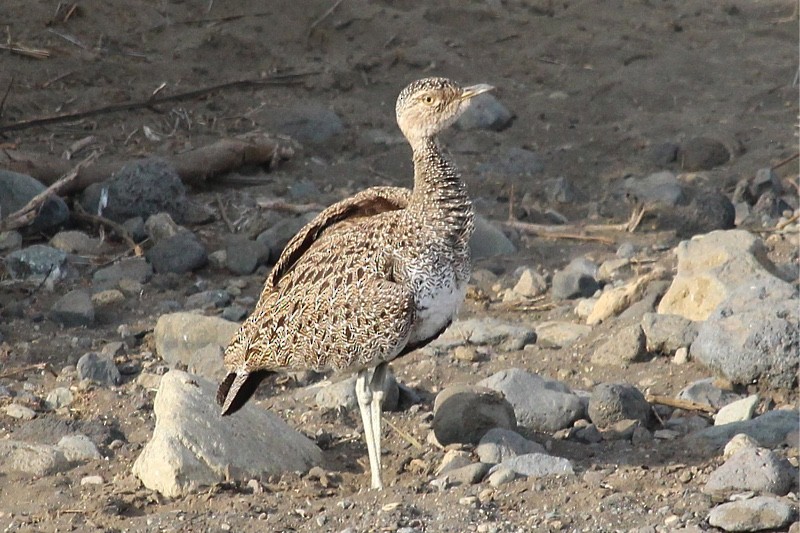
<box><xmin>49</xmin><ymin>231</ymin><xmax>104</xmax><ymax>254</ymax></box>
<box><xmin>92</xmin><ymin>257</ymin><xmax>153</xmax><ymax>289</ymax></box>
<box><xmin>256</xmin><ymin>212</ymin><xmax>317</xmax><ymax>263</ymax></box>
<box><xmin>534</xmin><ymin>321</ymin><xmax>591</xmax><ymax>349</ymax></box>
<box><xmin>5</xmin><ymin>404</ymin><xmax>36</xmax><ymax>420</ymax></box>
<box><xmin>623</xmin><ymin>171</ymin><xmax>685</xmax><ymax>206</ymax></box>
<box><xmin>673</xmin><ymin>190</ymin><xmax>736</xmax><ymax>238</ymax></box>
<box><xmin>501</xmin><ymin>453</ymin><xmax>574</xmax><ymax>478</ymax></box>
<box><xmin>187</xmin><ymin>344</ymin><xmax>226</xmax><ymax>382</ymax></box>
<box><xmin>649</xmin><ymin>142</ymin><xmax>679</xmax><ymax>166</ymax></box>
<box><xmin>313</xmin><ymin>369</ymin><xmax>400</xmax><ymax>413</ymax></box>
<box><xmin>50</xmin><ymin>289</ymin><xmax>95</xmax><ymax>327</ymax></box>
<box><xmin>551</xmin><ymin>257</ymin><xmax>599</xmax><ymax>300</ymax></box>
<box><xmin>692</xmin><ymin>279</ymin><xmax>798</xmax><ymax>389</ymax></box>
<box><xmin>678</xmin><ymin>379</ymin><xmax>742</xmax><ymax>410</ymax></box>
<box><xmin>456</xmin><ymin>93</ymin><xmax>514</xmax><ymax>131</ymax></box>
<box><xmin>470</xmin><ymin>214</ymin><xmax>516</xmax><ymax>259</ymax></box>
<box><xmin>751</xmin><ymin>168</ymin><xmax>783</xmax><ymax>198</ymax></box>
<box><xmin>476</xmin><ymin>428</ymin><xmax>545</xmax><ymax>464</ymax></box>
<box><xmin>658</xmin><ymin>230</ymin><xmax>785</xmax><ymax>321</ymax></box>
<box><xmin>221</xmin><ymin>305</ymin><xmax>248</xmax><ymax>322</ymax></box>
<box><xmin>185</xmin><ymin>290</ymin><xmax>232</xmax><ymax>310</ymax></box>
<box><xmin>708</xmin><ymin>496</ymin><xmax>794</xmax><ymax>532</ymax></box>
<box><xmin>686</xmin><ymin>409</ymin><xmax>799</xmax><ymax>450</ymax></box>
<box><xmin>154</xmin><ymin>312</ymin><xmax>239</xmax><ymax>368</ymax></box>
<box><xmin>0</xmin><ymin>440</ymin><xmax>70</xmax><ymax>476</ymax></box>
<box><xmin>5</xmin><ymin>244</ymin><xmax>67</xmax><ymax>280</ymax></box>
<box><xmin>80</xmin><ymin>158</ymin><xmax>202</xmax><ymax>224</ymax></box>
<box><xmin>704</xmin><ymin>447</ymin><xmax>796</xmax><ymax>496</ymax></box>
<box><xmin>442</xmin><ymin>462</ymin><xmax>492</xmax><ymax>486</ymax></box>
<box><xmin>146</xmin><ymin>230</ymin><xmax>208</xmax><ymax>274</ymax></box>
<box><xmin>591</xmin><ymin>324</ymin><xmax>646</xmax><ymax>366</ymax></box>
<box><xmin>432</xmin><ymin>317</ymin><xmax>535</xmax><ymax>352</ymax></box>
<box><xmin>144</xmin><ymin>212</ymin><xmax>183</xmax><ymax>243</ymax></box>
<box><xmin>122</xmin><ymin>216</ymin><xmax>147</xmax><ymax>242</ymax></box>
<box><xmin>270</xmin><ymin>105</ymin><xmax>343</xmax><ymax>145</ymax></box>
<box><xmin>641</xmin><ymin>312</ymin><xmax>698</xmax><ymax>354</ymax></box>
<box><xmin>57</xmin><ymin>434</ymin><xmax>102</xmax><ymax>462</ymax></box>
<box><xmin>0</xmin><ymin>230</ymin><xmax>22</xmax><ymax>252</ymax></box>
<box><xmin>679</xmin><ymin>137</ymin><xmax>730</xmax><ymax>171</ymax></box>
<box><xmin>432</xmin><ymin>384</ymin><xmax>516</xmax><ymax>445</ymax></box>
<box><xmin>77</xmin><ymin>352</ymin><xmax>121</xmax><ymax>386</ymax></box>
<box><xmin>588</xmin><ymin>383</ymin><xmax>650</xmax><ymax>428</ymax></box>
<box><xmin>616</xmin><ymin>242</ymin><xmax>638</xmax><ymax>259</ymax></box>
<box><xmin>225</xmin><ymin>238</ymin><xmax>270</xmax><ymax>275</ymax></box>
<box><xmin>132</xmin><ymin>370</ymin><xmax>321</xmax><ymax>497</ymax></box>
<box><xmin>715</xmin><ymin>395</ymin><xmax>759</xmax><ymax>426</ymax></box>
<box><xmin>544</xmin><ymin>176</ymin><xmax>581</xmax><ymax>204</ymax></box>
<box><xmin>487</xmin><ymin>465</ymin><xmax>517</xmax><ymax>486</ymax></box>
<box><xmin>0</xmin><ymin>170</ymin><xmax>69</xmax><ymax>232</ymax></box>
<box><xmin>45</xmin><ymin>387</ymin><xmax>74</xmax><ymax>410</ymax></box>
<box><xmin>477</xmin><ymin>368</ymin><xmax>584</xmax><ymax>433</ymax></box>
<box><xmin>506</xmin><ymin>268</ymin><xmax>547</xmax><ymax>300</ymax></box>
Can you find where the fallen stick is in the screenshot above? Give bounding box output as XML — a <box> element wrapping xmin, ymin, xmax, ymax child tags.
<box><xmin>0</xmin><ymin>152</ymin><xmax>99</xmax><ymax>231</ymax></box>
<box><xmin>504</xmin><ymin>220</ymin><xmax>616</xmax><ymax>244</ymax></box>
<box><xmin>0</xmin><ymin>132</ymin><xmax>294</xmax><ymax>195</ymax></box>
<box><xmin>0</xmin><ymin>71</ymin><xmax>316</xmax><ymax>134</ymax></box>
<box><xmin>645</xmin><ymin>393</ymin><xmax>716</xmax><ymax>415</ymax></box>
<box><xmin>71</xmin><ymin>203</ymin><xmax>141</xmax><ymax>252</ymax></box>
<box><xmin>255</xmin><ymin>198</ymin><xmax>325</xmax><ymax>214</ymax></box>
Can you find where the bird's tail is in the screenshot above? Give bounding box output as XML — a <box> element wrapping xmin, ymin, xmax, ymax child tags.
<box><xmin>217</xmin><ymin>370</ymin><xmax>273</xmax><ymax>416</ymax></box>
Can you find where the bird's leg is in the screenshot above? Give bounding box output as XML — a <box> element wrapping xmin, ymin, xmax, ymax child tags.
<box><xmin>368</xmin><ymin>362</ymin><xmax>389</xmax><ymax>490</ymax></box>
<box><xmin>355</xmin><ymin>368</ymin><xmax>381</xmax><ymax>490</ymax></box>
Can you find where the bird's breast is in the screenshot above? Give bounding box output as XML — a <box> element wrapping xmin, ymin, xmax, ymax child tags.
<box><xmin>405</xmin><ymin>262</ymin><xmax>466</xmax><ymax>346</ymax></box>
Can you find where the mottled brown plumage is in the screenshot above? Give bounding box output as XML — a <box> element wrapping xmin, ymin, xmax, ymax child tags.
<box><xmin>217</xmin><ymin>77</ymin><xmax>493</xmax><ymax>489</ymax></box>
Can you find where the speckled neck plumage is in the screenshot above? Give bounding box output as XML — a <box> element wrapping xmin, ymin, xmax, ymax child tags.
<box><xmin>409</xmin><ymin>137</ymin><xmax>473</xmax><ymax>244</ymax></box>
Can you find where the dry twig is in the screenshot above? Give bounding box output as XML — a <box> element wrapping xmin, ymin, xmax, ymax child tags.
<box><xmin>645</xmin><ymin>393</ymin><xmax>716</xmax><ymax>415</ymax></box>
<box><xmin>504</xmin><ymin>220</ymin><xmax>616</xmax><ymax>245</ymax></box>
<box><xmin>216</xmin><ymin>194</ymin><xmax>237</xmax><ymax>233</ymax></box>
<box><xmin>72</xmin><ymin>204</ymin><xmax>140</xmax><ymax>252</ymax></box>
<box><xmin>0</xmin><ymin>71</ymin><xmax>317</xmax><ymax>133</ymax></box>
<box><xmin>255</xmin><ymin>198</ymin><xmax>325</xmax><ymax>214</ymax></box>
<box><xmin>0</xmin><ymin>151</ymin><xmax>99</xmax><ymax>231</ymax></box>
<box><xmin>307</xmin><ymin>0</ymin><xmax>344</xmax><ymax>38</ymax></box>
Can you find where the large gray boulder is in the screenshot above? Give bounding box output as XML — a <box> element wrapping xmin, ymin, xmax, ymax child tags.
<box><xmin>478</xmin><ymin>368</ymin><xmax>584</xmax><ymax>433</ymax></box>
<box><xmin>0</xmin><ymin>170</ymin><xmax>69</xmax><ymax>232</ymax></box>
<box><xmin>691</xmin><ymin>278</ymin><xmax>798</xmax><ymax>388</ymax></box>
<box><xmin>132</xmin><ymin>370</ymin><xmax>321</xmax><ymax>497</ymax></box>
<box><xmin>657</xmin><ymin>230</ymin><xmax>782</xmax><ymax>321</ymax></box>
<box><xmin>154</xmin><ymin>312</ymin><xmax>239</xmax><ymax>368</ymax></box>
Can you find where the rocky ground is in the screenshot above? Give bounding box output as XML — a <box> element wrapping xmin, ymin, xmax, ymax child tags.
<box><xmin>0</xmin><ymin>1</ymin><xmax>798</xmax><ymax>532</ymax></box>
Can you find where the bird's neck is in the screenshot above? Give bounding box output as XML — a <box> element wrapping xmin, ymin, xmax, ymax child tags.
<box><xmin>409</xmin><ymin>137</ymin><xmax>473</xmax><ymax>238</ymax></box>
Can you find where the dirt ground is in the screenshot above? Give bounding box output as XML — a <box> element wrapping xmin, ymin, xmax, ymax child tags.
<box><xmin>0</xmin><ymin>0</ymin><xmax>798</xmax><ymax>531</ymax></box>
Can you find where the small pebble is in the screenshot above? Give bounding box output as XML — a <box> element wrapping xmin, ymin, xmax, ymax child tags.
<box><xmin>80</xmin><ymin>475</ymin><xmax>104</xmax><ymax>486</ymax></box>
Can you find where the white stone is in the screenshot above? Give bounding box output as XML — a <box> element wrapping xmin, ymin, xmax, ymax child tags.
<box><xmin>132</xmin><ymin>370</ymin><xmax>321</xmax><ymax>497</ymax></box>
<box><xmin>715</xmin><ymin>395</ymin><xmax>759</xmax><ymax>426</ymax></box>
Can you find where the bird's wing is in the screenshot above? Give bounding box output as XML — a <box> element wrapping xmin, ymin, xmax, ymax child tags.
<box><xmin>267</xmin><ymin>186</ymin><xmax>411</xmax><ymax>287</ymax></box>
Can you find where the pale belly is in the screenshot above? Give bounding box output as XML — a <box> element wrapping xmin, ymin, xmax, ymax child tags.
<box><xmin>406</xmin><ymin>267</ymin><xmax>466</xmax><ymax>346</ymax></box>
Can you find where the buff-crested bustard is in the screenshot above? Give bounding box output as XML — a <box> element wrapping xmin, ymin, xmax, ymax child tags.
<box><xmin>216</xmin><ymin>77</ymin><xmax>493</xmax><ymax>490</ymax></box>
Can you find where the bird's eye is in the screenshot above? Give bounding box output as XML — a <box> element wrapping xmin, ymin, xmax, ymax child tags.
<box><xmin>423</xmin><ymin>95</ymin><xmax>434</xmax><ymax>104</ymax></box>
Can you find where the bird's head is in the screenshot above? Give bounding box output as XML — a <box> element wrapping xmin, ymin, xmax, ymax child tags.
<box><xmin>395</xmin><ymin>77</ymin><xmax>494</xmax><ymax>146</ymax></box>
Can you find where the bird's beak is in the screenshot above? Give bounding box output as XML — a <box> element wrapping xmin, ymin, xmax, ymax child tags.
<box><xmin>460</xmin><ymin>83</ymin><xmax>495</xmax><ymax>100</ymax></box>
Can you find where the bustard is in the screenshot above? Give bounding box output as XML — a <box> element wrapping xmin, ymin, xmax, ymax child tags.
<box><xmin>217</xmin><ymin>77</ymin><xmax>493</xmax><ymax>490</ymax></box>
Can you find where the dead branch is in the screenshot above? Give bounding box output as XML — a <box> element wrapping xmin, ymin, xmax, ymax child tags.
<box><xmin>0</xmin><ymin>132</ymin><xmax>294</xmax><ymax>195</ymax></box>
<box><xmin>771</xmin><ymin>152</ymin><xmax>799</xmax><ymax>171</ymax></box>
<box><xmin>504</xmin><ymin>220</ymin><xmax>616</xmax><ymax>245</ymax></box>
<box><xmin>0</xmin><ymin>152</ymin><xmax>99</xmax><ymax>231</ymax></box>
<box><xmin>645</xmin><ymin>393</ymin><xmax>716</xmax><ymax>415</ymax></box>
<box><xmin>255</xmin><ymin>198</ymin><xmax>325</xmax><ymax>214</ymax></box>
<box><xmin>216</xmin><ymin>194</ymin><xmax>237</xmax><ymax>233</ymax></box>
<box><xmin>0</xmin><ymin>71</ymin><xmax>317</xmax><ymax>134</ymax></box>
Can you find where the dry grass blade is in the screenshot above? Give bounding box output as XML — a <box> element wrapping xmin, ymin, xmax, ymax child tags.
<box><xmin>0</xmin><ymin>43</ymin><xmax>51</xmax><ymax>59</ymax></box>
